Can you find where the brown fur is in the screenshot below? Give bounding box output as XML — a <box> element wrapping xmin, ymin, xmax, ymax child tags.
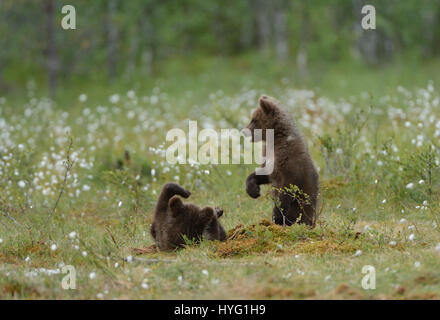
<box><xmin>244</xmin><ymin>95</ymin><xmax>319</xmax><ymax>226</ymax></box>
<box><xmin>150</xmin><ymin>183</ymin><xmax>227</xmax><ymax>251</ymax></box>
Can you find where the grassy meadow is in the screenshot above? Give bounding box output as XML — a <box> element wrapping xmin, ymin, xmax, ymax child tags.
<box><xmin>1</xmin><ymin>59</ymin><xmax>440</xmax><ymax>299</ymax></box>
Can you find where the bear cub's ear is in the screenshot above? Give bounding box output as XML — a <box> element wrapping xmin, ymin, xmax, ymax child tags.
<box><xmin>259</xmin><ymin>95</ymin><xmax>276</xmax><ymax>114</ymax></box>
<box><xmin>214</xmin><ymin>207</ymin><xmax>223</xmax><ymax>218</ymax></box>
<box><xmin>169</xmin><ymin>196</ymin><xmax>184</xmax><ymax>215</ymax></box>
<box><xmin>200</xmin><ymin>207</ymin><xmax>216</xmax><ymax>224</ymax></box>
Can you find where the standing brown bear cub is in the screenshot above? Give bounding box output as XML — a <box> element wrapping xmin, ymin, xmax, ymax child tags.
<box><xmin>150</xmin><ymin>183</ymin><xmax>227</xmax><ymax>251</ymax></box>
<box><xmin>243</xmin><ymin>95</ymin><xmax>319</xmax><ymax>226</ymax></box>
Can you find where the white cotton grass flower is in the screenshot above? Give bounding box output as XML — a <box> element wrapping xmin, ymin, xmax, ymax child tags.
<box><xmin>114</xmin><ymin>262</ymin><xmax>119</xmax><ymax>268</ymax></box>
<box><xmin>202</xmin><ymin>269</ymin><xmax>209</xmax><ymax>276</ymax></box>
<box><xmin>141</xmin><ymin>281</ymin><xmax>149</xmax><ymax>289</ymax></box>
<box><xmin>382</xmin><ymin>199</ymin><xmax>387</xmax><ymax>204</ymax></box>
<box><xmin>96</xmin><ymin>293</ymin><xmax>104</xmax><ymax>299</ymax></box>
<box><xmin>406</xmin><ymin>183</ymin><xmax>414</xmax><ymax>190</ymax></box>
<box><xmin>414</xmin><ymin>261</ymin><xmax>421</xmax><ymax>268</ymax></box>
<box><xmin>50</xmin><ymin>244</ymin><xmax>57</xmax><ymax>251</ymax></box>
<box><xmin>25</xmin><ymin>256</ymin><xmax>30</xmax><ymax>262</ymax></box>
<box><xmin>109</xmin><ymin>94</ymin><xmax>120</xmax><ymax>104</ymax></box>
<box><xmin>82</xmin><ymin>251</ymin><xmax>88</xmax><ymax>257</ymax></box>
<box><xmin>126</xmin><ymin>255</ymin><xmax>133</xmax><ymax>263</ymax></box>
<box><xmin>18</xmin><ymin>180</ymin><xmax>26</xmax><ymax>188</ymax></box>
<box><xmin>118</xmin><ymin>201</ymin><xmax>122</xmax><ymax>207</ymax></box>
<box><xmin>389</xmin><ymin>241</ymin><xmax>397</xmax><ymax>246</ymax></box>
<box><xmin>68</xmin><ymin>231</ymin><xmax>77</xmax><ymax>239</ymax></box>
<box><xmin>399</xmin><ymin>218</ymin><xmax>407</xmax><ymax>224</ymax></box>
<box><xmin>89</xmin><ymin>272</ymin><xmax>96</xmax><ymax>280</ymax></box>
<box><xmin>0</xmin><ymin>238</ymin><xmax>3</xmax><ymax>245</ymax></box>
<box><xmin>408</xmin><ymin>234</ymin><xmax>415</xmax><ymax>241</ymax></box>
<box><xmin>354</xmin><ymin>250</ymin><xmax>362</xmax><ymax>256</ymax></box>
<box><xmin>83</xmin><ymin>185</ymin><xmax>91</xmax><ymax>191</ymax></box>
<box><xmin>418</xmin><ymin>180</ymin><xmax>425</xmax><ymax>185</ymax></box>
<box><xmin>79</xmin><ymin>94</ymin><xmax>87</xmax><ymax>102</ymax></box>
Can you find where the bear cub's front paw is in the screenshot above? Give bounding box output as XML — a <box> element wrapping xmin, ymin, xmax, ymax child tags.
<box><xmin>246</xmin><ymin>180</ymin><xmax>261</xmax><ymax>198</ymax></box>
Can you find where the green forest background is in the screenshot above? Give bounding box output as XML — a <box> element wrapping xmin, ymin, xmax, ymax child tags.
<box><xmin>1</xmin><ymin>0</ymin><xmax>440</xmax><ymax>100</ymax></box>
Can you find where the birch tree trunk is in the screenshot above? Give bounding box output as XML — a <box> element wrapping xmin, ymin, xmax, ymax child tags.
<box><xmin>44</xmin><ymin>0</ymin><xmax>57</xmax><ymax>99</ymax></box>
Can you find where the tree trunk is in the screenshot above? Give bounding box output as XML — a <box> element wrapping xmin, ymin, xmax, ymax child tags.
<box><xmin>253</xmin><ymin>0</ymin><xmax>271</xmax><ymax>51</ymax></box>
<box><xmin>352</xmin><ymin>0</ymin><xmax>379</xmax><ymax>65</ymax></box>
<box><xmin>274</xmin><ymin>0</ymin><xmax>288</xmax><ymax>61</ymax></box>
<box><xmin>141</xmin><ymin>7</ymin><xmax>154</xmax><ymax>76</ymax></box>
<box><xmin>297</xmin><ymin>1</ymin><xmax>309</xmax><ymax>80</ymax></box>
<box><xmin>107</xmin><ymin>0</ymin><xmax>118</xmax><ymax>82</ymax></box>
<box><xmin>44</xmin><ymin>0</ymin><xmax>57</xmax><ymax>99</ymax></box>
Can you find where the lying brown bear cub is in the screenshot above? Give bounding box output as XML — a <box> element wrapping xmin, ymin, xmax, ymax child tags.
<box><xmin>244</xmin><ymin>95</ymin><xmax>319</xmax><ymax>226</ymax></box>
<box><xmin>150</xmin><ymin>183</ymin><xmax>227</xmax><ymax>251</ymax></box>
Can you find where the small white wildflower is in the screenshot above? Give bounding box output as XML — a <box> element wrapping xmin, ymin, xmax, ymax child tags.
<box><xmin>68</xmin><ymin>231</ymin><xmax>77</xmax><ymax>239</ymax></box>
<box><xmin>89</xmin><ymin>272</ymin><xmax>96</xmax><ymax>280</ymax></box>
<box><xmin>352</xmin><ymin>207</ymin><xmax>357</xmax><ymax>212</ymax></box>
<box><xmin>435</xmin><ymin>243</ymin><xmax>440</xmax><ymax>251</ymax></box>
<box><xmin>74</xmin><ymin>245</ymin><xmax>80</xmax><ymax>250</ymax></box>
<box><xmin>423</xmin><ymin>200</ymin><xmax>428</xmax><ymax>206</ymax></box>
<box><xmin>25</xmin><ymin>256</ymin><xmax>30</xmax><ymax>262</ymax></box>
<box><xmin>0</xmin><ymin>238</ymin><xmax>3</xmax><ymax>244</ymax></box>
<box><xmin>114</xmin><ymin>262</ymin><xmax>119</xmax><ymax>268</ymax></box>
<box><xmin>82</xmin><ymin>251</ymin><xmax>88</xmax><ymax>257</ymax></box>
<box><xmin>325</xmin><ymin>275</ymin><xmax>331</xmax><ymax>281</ymax></box>
<box><xmin>50</xmin><ymin>244</ymin><xmax>57</xmax><ymax>251</ymax></box>
<box><xmin>96</xmin><ymin>293</ymin><xmax>104</xmax><ymax>299</ymax></box>
<box><xmin>202</xmin><ymin>269</ymin><xmax>209</xmax><ymax>276</ymax></box>
<box><xmin>389</xmin><ymin>241</ymin><xmax>397</xmax><ymax>246</ymax></box>
<box><xmin>204</xmin><ymin>170</ymin><xmax>210</xmax><ymax>175</ymax></box>
<box><xmin>126</xmin><ymin>255</ymin><xmax>133</xmax><ymax>263</ymax></box>
<box><xmin>399</xmin><ymin>218</ymin><xmax>407</xmax><ymax>224</ymax></box>
<box><xmin>382</xmin><ymin>199</ymin><xmax>387</xmax><ymax>204</ymax></box>
<box><xmin>109</xmin><ymin>94</ymin><xmax>120</xmax><ymax>104</ymax></box>
<box><xmin>406</xmin><ymin>183</ymin><xmax>414</xmax><ymax>189</ymax></box>
<box><xmin>83</xmin><ymin>185</ymin><xmax>91</xmax><ymax>191</ymax></box>
<box><xmin>18</xmin><ymin>180</ymin><xmax>26</xmax><ymax>188</ymax></box>
<box><xmin>178</xmin><ymin>275</ymin><xmax>183</xmax><ymax>283</ymax></box>
<box><xmin>295</xmin><ymin>254</ymin><xmax>300</xmax><ymax>259</ymax></box>
<box><xmin>354</xmin><ymin>250</ymin><xmax>362</xmax><ymax>256</ymax></box>
<box><xmin>418</xmin><ymin>180</ymin><xmax>425</xmax><ymax>185</ymax></box>
<box><xmin>118</xmin><ymin>201</ymin><xmax>122</xmax><ymax>207</ymax></box>
<box><xmin>408</xmin><ymin>234</ymin><xmax>415</xmax><ymax>241</ymax></box>
<box><xmin>414</xmin><ymin>261</ymin><xmax>421</xmax><ymax>268</ymax></box>
<box><xmin>141</xmin><ymin>282</ymin><xmax>149</xmax><ymax>289</ymax></box>
<box><xmin>79</xmin><ymin>94</ymin><xmax>87</xmax><ymax>102</ymax></box>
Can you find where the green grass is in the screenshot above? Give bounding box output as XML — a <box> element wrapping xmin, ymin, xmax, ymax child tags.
<box><xmin>0</xmin><ymin>58</ymin><xmax>440</xmax><ymax>299</ymax></box>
